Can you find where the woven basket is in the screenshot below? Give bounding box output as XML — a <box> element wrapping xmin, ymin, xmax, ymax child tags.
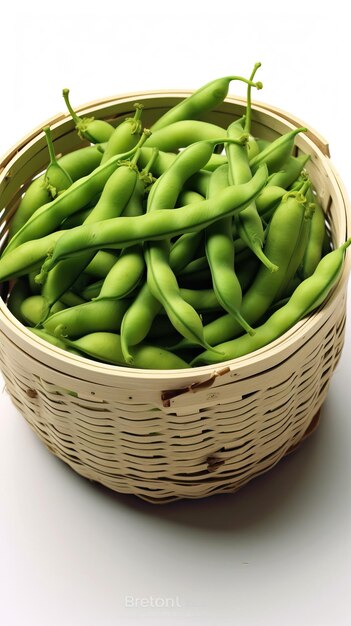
<box><xmin>0</xmin><ymin>92</ymin><xmax>350</xmax><ymax>503</ymax></box>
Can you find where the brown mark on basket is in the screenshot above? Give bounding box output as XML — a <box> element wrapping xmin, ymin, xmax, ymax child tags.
<box><xmin>26</xmin><ymin>388</ymin><xmax>38</xmax><ymax>398</ymax></box>
<box><xmin>161</xmin><ymin>367</ymin><xmax>230</xmax><ymax>407</ymax></box>
<box><xmin>206</xmin><ymin>455</ymin><xmax>225</xmax><ymax>472</ymax></box>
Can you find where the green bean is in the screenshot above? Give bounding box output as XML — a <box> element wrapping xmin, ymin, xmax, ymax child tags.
<box><xmin>169</xmin><ymin>231</ymin><xmax>204</xmax><ymax>273</ymax></box>
<box><xmin>121</xmin><ymin>141</ymin><xmax>204</xmax><ymax>352</ymax></box>
<box><xmin>56</xmin><ymin>145</ymin><xmax>103</xmax><ymax>180</ymax></box>
<box><xmin>186</xmin><ymin>170</ymin><xmax>211</xmax><ymax>197</ymax></box>
<box><xmin>202</xmin><ymin>153</ymin><xmax>228</xmax><ymax>171</ymax></box>
<box><xmin>176</xmin><ymin>190</ymin><xmax>204</xmax><ymax>207</ymax></box>
<box><xmin>250</xmin><ymin>127</ymin><xmax>307</xmax><ymax>174</ymax></box>
<box><xmin>101</xmin><ymin>103</ymin><xmax>143</xmax><ymax>163</ymax></box>
<box><xmin>227</xmin><ymin>64</ymin><xmax>278</xmax><ymax>273</ymax></box>
<box><xmin>227</xmin><ymin>117</ymin><xmax>277</xmax><ymax>272</ymax></box>
<box><xmin>256</xmin><ymin>139</ymin><xmax>271</xmax><ymax>152</ymax></box>
<box><xmin>8</xmin><ymin>178</ymin><xmax>54</xmax><ymax>241</ymax></box>
<box><xmin>93</xmin><ymin>246</ymin><xmax>145</xmax><ymax>301</ymax></box>
<box><xmin>60</xmin><ymin>291</ymin><xmax>86</xmax><ymax>307</ymax></box>
<box><xmin>28</xmin><ymin>327</ymin><xmax>79</xmax><ymax>353</ymax></box>
<box><xmin>0</xmin><ymin>230</ymin><xmax>67</xmax><ymax>282</ymax></box>
<box><xmin>60</xmin><ymin>205</ymin><xmax>94</xmax><ymax>229</ymax></box>
<box><xmin>138</xmin><ymin>147</ymin><xmax>225</xmax><ymax>178</ymax></box>
<box><xmin>246</xmin><ymin>136</ymin><xmax>260</xmax><ymax>160</ymax></box>
<box><xmin>84</xmin><ymin>251</ymin><xmax>119</xmax><ymax>278</ymax></box>
<box><xmin>62</xmin><ymin>88</ymin><xmax>114</xmax><ymax>143</ymax></box>
<box><xmin>58</xmin><ymin>146</ymin><xmax>102</xmax><ymax>182</ymax></box>
<box><xmin>144</xmin><ymin>239</ymin><xmax>220</xmax><ymax>361</ymax></box>
<box><xmin>61</xmin><ymin>332</ymin><xmax>189</xmax><ymax>369</ymax></box>
<box><xmin>178</xmin><ymin>287</ymin><xmax>220</xmax><ymax>312</ymax></box>
<box><xmin>267</xmin><ymin>153</ymin><xmax>310</xmax><ymax>189</ymax></box>
<box><xmin>273</xmin><ymin>188</ymin><xmax>315</xmax><ymax>301</ymax></box>
<box><xmin>119</xmin><ymin>229</ymin><xmax>205</xmax><ymax>354</ymax></box>
<box><xmin>8</xmin><ymin>144</ymin><xmax>102</xmax><ymax>240</ymax></box>
<box><xmin>138</xmin><ymin>147</ymin><xmax>160</xmax><ymax>193</ymax></box>
<box><xmin>122</xmin><ymin>176</ymin><xmax>146</xmax><ymax>217</ymax></box>
<box><xmin>150</xmin><ymin>73</ymin><xmax>262</xmax><ymax>131</ymax></box>
<box><xmin>146</xmin><ymin>138</ymin><xmax>241</xmax><ymax>211</ymax></box>
<box><xmin>145</xmin><ymin>120</ymin><xmax>227</xmax><ymax>151</ymax></box>
<box><xmin>40</xmin><ymin>165</ymin><xmax>267</xmax><ymax>271</ymax></box>
<box><xmin>178</xmin><ymin>255</ymin><xmax>208</xmax><ymax>276</ymax></box>
<box><xmin>43</xmin><ymin>299</ymin><xmax>130</xmax><ymax>338</ymax></box>
<box><xmin>120</xmin><ymin>282</ymin><xmax>162</xmax><ymax>355</ymax></box>
<box><xmin>3</xmin><ymin>132</ymin><xmax>150</xmax><ymax>257</ymax></box>
<box><xmin>20</xmin><ymin>295</ymin><xmax>65</xmax><ymax>326</ymax></box>
<box><xmin>177</xmin><ymin>255</ymin><xmax>259</xmax><ymax>312</ymax></box>
<box><xmin>42</xmin><ymin>126</ymin><xmax>73</xmax><ymax>198</ymax></box>
<box><xmin>129</xmin><ymin>138</ymin><xmax>247</xmax><ymax>360</ymax></box>
<box><xmin>40</xmin><ymin>150</ymin><xmax>144</xmax><ymax>310</ymax></box>
<box><xmin>93</xmin><ymin>152</ymin><xmax>158</xmax><ymax>302</ymax></box>
<box><xmin>137</xmin><ymin>147</ymin><xmax>177</xmax><ymax>177</ymax></box>
<box><xmin>205</xmin><ymin>164</ymin><xmax>254</xmax><ymax>334</ymax></box>
<box><xmin>301</xmin><ymin>192</ymin><xmax>327</xmax><ymax>278</ymax></box>
<box><xmin>255</xmin><ymin>185</ymin><xmax>287</xmax><ymax>216</ymax></box>
<box><xmin>175</xmin><ymin>190</ymin><xmax>314</xmax><ymax>349</ymax></box>
<box><xmin>191</xmin><ymin>238</ymin><xmax>351</xmax><ymax>365</ymax></box>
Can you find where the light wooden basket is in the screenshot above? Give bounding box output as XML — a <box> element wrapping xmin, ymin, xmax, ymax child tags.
<box><xmin>0</xmin><ymin>92</ymin><xmax>350</xmax><ymax>503</ymax></box>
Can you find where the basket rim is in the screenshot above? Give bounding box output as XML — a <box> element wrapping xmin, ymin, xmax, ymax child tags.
<box><xmin>1</xmin><ymin>91</ymin><xmax>351</xmax><ymax>383</ymax></box>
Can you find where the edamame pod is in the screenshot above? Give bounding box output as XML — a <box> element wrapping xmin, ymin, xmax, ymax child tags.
<box><xmin>101</xmin><ymin>103</ymin><xmax>144</xmax><ymax>163</ymax></box>
<box><xmin>63</xmin><ymin>88</ymin><xmax>114</xmax><ymax>143</ymax></box>
<box><xmin>62</xmin><ymin>332</ymin><xmax>189</xmax><ymax>369</ymax></box>
<box><xmin>192</xmin><ymin>238</ymin><xmax>351</xmax><ymax>365</ymax></box>
<box><xmin>43</xmin><ymin>299</ymin><xmax>130</xmax><ymax>338</ymax></box>
<box><xmin>150</xmin><ymin>73</ymin><xmax>262</xmax><ymax>132</ymax></box>
<box><xmin>42</xmin><ymin>165</ymin><xmax>268</xmax><ymax>271</ymax></box>
<box><xmin>4</xmin><ymin>132</ymin><xmax>150</xmax><ymax>256</ymax></box>
<box><xmin>250</xmin><ymin>127</ymin><xmax>307</xmax><ymax>174</ymax></box>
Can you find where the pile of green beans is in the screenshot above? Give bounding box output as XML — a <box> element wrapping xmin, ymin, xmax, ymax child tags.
<box><xmin>1</xmin><ymin>65</ymin><xmax>348</xmax><ymax>370</ymax></box>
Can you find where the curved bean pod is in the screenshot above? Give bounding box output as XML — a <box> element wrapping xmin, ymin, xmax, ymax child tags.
<box><xmin>191</xmin><ymin>238</ymin><xmax>351</xmax><ymax>365</ymax></box>
<box><xmin>40</xmin><ymin>156</ymin><xmax>142</xmax><ymax>309</ymax></box>
<box><xmin>101</xmin><ymin>103</ymin><xmax>143</xmax><ymax>163</ymax></box>
<box><xmin>250</xmin><ymin>127</ymin><xmax>307</xmax><ymax>174</ymax></box>
<box><xmin>63</xmin><ymin>88</ymin><xmax>114</xmax><ymax>143</ymax></box>
<box><xmin>227</xmin><ymin>117</ymin><xmax>278</xmax><ymax>272</ymax></box>
<box><xmin>3</xmin><ymin>132</ymin><xmax>150</xmax><ymax>257</ymax></box>
<box><xmin>150</xmin><ymin>73</ymin><xmax>262</xmax><ymax>132</ymax></box>
<box><xmin>43</xmin><ymin>299</ymin><xmax>130</xmax><ymax>338</ymax></box>
<box><xmin>301</xmin><ymin>191</ymin><xmax>327</xmax><ymax>279</ymax></box>
<box><xmin>145</xmin><ymin>120</ymin><xmax>227</xmax><ymax>151</ymax></box>
<box><xmin>0</xmin><ymin>230</ymin><xmax>66</xmax><ymax>282</ymax></box>
<box><xmin>205</xmin><ymin>163</ymin><xmax>254</xmax><ymax>334</ymax></box>
<box><xmin>63</xmin><ymin>332</ymin><xmax>189</xmax><ymax>369</ymax></box>
<box><xmin>175</xmin><ymin>190</ymin><xmax>313</xmax><ymax>349</ymax></box>
<box><xmin>8</xmin><ymin>145</ymin><xmax>102</xmax><ymax>240</ymax></box>
<box><xmin>41</xmin><ymin>165</ymin><xmax>267</xmax><ymax>272</ymax></box>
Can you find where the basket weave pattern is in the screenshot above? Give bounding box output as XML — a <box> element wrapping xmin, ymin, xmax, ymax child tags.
<box><xmin>0</xmin><ymin>291</ymin><xmax>346</xmax><ymax>503</ymax></box>
<box><xmin>0</xmin><ymin>93</ymin><xmax>350</xmax><ymax>503</ymax></box>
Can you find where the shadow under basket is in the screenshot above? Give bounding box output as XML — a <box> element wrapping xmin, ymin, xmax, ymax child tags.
<box><xmin>0</xmin><ymin>92</ymin><xmax>350</xmax><ymax>504</ymax></box>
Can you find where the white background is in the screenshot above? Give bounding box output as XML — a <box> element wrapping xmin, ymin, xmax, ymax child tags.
<box><xmin>1</xmin><ymin>1</ymin><xmax>351</xmax><ymax>624</ymax></box>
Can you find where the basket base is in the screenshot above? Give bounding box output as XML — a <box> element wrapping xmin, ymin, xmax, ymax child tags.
<box><xmin>87</xmin><ymin>407</ymin><xmax>323</xmax><ymax>505</ymax></box>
